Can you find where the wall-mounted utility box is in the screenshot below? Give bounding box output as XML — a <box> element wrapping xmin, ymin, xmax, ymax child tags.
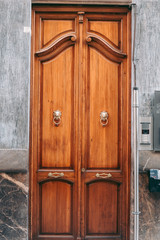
<box><xmin>154</xmin><ymin>91</ymin><xmax>160</xmax><ymax>151</ymax></box>
<box><xmin>139</xmin><ymin>116</ymin><xmax>153</xmax><ymax>150</ymax></box>
<box><xmin>149</xmin><ymin>169</ymin><xmax>160</xmax><ymax>192</ymax></box>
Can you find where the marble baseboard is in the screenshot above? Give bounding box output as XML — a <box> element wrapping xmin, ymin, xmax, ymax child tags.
<box><xmin>0</xmin><ymin>173</ymin><xmax>28</xmax><ymax>240</ymax></box>
<box><xmin>139</xmin><ymin>173</ymin><xmax>160</xmax><ymax>240</ymax></box>
<box><xmin>0</xmin><ymin>149</ymin><xmax>28</xmax><ymax>172</ymax></box>
<box><xmin>130</xmin><ymin>173</ymin><xmax>160</xmax><ymax>240</ymax></box>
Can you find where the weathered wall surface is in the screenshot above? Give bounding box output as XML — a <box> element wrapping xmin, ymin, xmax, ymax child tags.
<box><xmin>0</xmin><ymin>0</ymin><xmax>160</xmax><ymax>239</ymax></box>
<box><xmin>0</xmin><ymin>0</ymin><xmax>31</xmax><ymax>239</ymax></box>
<box><xmin>131</xmin><ymin>1</ymin><xmax>160</xmax><ymax>240</ymax></box>
<box><xmin>0</xmin><ymin>0</ymin><xmax>31</xmax><ymax>171</ymax></box>
<box><xmin>133</xmin><ymin>0</ymin><xmax>160</xmax><ymax>172</ymax></box>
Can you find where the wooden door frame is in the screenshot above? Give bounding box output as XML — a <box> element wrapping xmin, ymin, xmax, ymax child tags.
<box><xmin>29</xmin><ymin>3</ymin><xmax>131</xmax><ymax>240</ymax></box>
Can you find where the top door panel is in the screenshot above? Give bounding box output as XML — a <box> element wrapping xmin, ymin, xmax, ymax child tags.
<box><xmin>86</xmin><ymin>47</ymin><xmax>120</xmax><ymax>169</ymax></box>
<box><xmin>88</xmin><ymin>20</ymin><xmax>120</xmax><ymax>48</ymax></box>
<box><xmin>40</xmin><ymin>47</ymin><xmax>75</xmax><ymax>168</ymax></box>
<box><xmin>42</xmin><ymin>19</ymin><xmax>74</xmax><ymax>47</ymax></box>
<box><xmin>84</xmin><ymin>16</ymin><xmax>125</xmax><ymax>170</ymax></box>
<box><xmin>35</xmin><ymin>14</ymin><xmax>78</xmax><ymax>169</ymax></box>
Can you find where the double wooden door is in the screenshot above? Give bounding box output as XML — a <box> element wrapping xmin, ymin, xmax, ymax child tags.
<box><xmin>30</xmin><ymin>5</ymin><xmax>131</xmax><ymax>240</ymax></box>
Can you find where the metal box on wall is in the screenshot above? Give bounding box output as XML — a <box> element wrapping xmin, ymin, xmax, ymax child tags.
<box><xmin>139</xmin><ymin>116</ymin><xmax>153</xmax><ymax>151</ymax></box>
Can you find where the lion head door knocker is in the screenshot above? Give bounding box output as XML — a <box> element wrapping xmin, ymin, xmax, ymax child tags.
<box><xmin>100</xmin><ymin>111</ymin><xmax>109</xmax><ymax>126</ymax></box>
<box><xmin>53</xmin><ymin>110</ymin><xmax>62</xmax><ymax>126</ymax></box>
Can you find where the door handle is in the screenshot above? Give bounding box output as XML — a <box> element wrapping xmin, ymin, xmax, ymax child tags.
<box><xmin>48</xmin><ymin>172</ymin><xmax>64</xmax><ymax>178</ymax></box>
<box><xmin>96</xmin><ymin>173</ymin><xmax>112</xmax><ymax>178</ymax></box>
<box><xmin>53</xmin><ymin>110</ymin><xmax>61</xmax><ymax>126</ymax></box>
<box><xmin>100</xmin><ymin>111</ymin><xmax>109</xmax><ymax>126</ymax></box>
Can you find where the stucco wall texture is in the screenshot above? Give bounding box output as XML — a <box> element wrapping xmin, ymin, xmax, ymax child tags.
<box><xmin>130</xmin><ymin>1</ymin><xmax>160</xmax><ymax>240</ymax></box>
<box><xmin>0</xmin><ymin>0</ymin><xmax>31</xmax><ymax>171</ymax></box>
<box><xmin>132</xmin><ymin>0</ymin><xmax>160</xmax><ymax>172</ymax></box>
<box><xmin>0</xmin><ymin>0</ymin><xmax>31</xmax><ymax>149</ymax></box>
<box><xmin>0</xmin><ymin>0</ymin><xmax>160</xmax><ymax>239</ymax></box>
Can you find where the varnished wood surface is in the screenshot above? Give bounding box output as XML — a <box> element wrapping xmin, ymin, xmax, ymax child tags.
<box><xmin>86</xmin><ymin>181</ymin><xmax>119</xmax><ymax>234</ymax></box>
<box><xmin>30</xmin><ymin>5</ymin><xmax>131</xmax><ymax>240</ymax></box>
<box><xmin>88</xmin><ymin>47</ymin><xmax>119</xmax><ymax>169</ymax></box>
<box><xmin>41</xmin><ymin>47</ymin><xmax>74</xmax><ymax>168</ymax></box>
<box><xmin>89</xmin><ymin>20</ymin><xmax>120</xmax><ymax>48</ymax></box>
<box><xmin>43</xmin><ymin>19</ymin><xmax>74</xmax><ymax>47</ymax></box>
<box><xmin>32</xmin><ymin>5</ymin><xmax>130</xmax><ymax>13</ymax></box>
<box><xmin>41</xmin><ymin>181</ymin><xmax>72</xmax><ymax>233</ymax></box>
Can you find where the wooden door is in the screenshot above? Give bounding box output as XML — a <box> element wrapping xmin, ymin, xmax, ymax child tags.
<box><xmin>30</xmin><ymin>5</ymin><xmax>131</xmax><ymax>240</ymax></box>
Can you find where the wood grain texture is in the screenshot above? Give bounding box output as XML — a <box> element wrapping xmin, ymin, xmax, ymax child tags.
<box><xmin>30</xmin><ymin>6</ymin><xmax>131</xmax><ymax>240</ymax></box>
<box><xmin>43</xmin><ymin>20</ymin><xmax>74</xmax><ymax>47</ymax></box>
<box><xmin>86</xmin><ymin>181</ymin><xmax>119</xmax><ymax>234</ymax></box>
<box><xmin>41</xmin><ymin>47</ymin><xmax>74</xmax><ymax>168</ymax></box>
<box><xmin>41</xmin><ymin>181</ymin><xmax>72</xmax><ymax>233</ymax></box>
<box><xmin>81</xmin><ymin>10</ymin><xmax>130</xmax><ymax>240</ymax></box>
<box><xmin>89</xmin><ymin>21</ymin><xmax>120</xmax><ymax>48</ymax></box>
<box><xmin>88</xmin><ymin>47</ymin><xmax>119</xmax><ymax>169</ymax></box>
<box><xmin>30</xmin><ymin>10</ymin><xmax>79</xmax><ymax>240</ymax></box>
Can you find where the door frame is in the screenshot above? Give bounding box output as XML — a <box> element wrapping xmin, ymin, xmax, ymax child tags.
<box><xmin>29</xmin><ymin>3</ymin><xmax>131</xmax><ymax>240</ymax></box>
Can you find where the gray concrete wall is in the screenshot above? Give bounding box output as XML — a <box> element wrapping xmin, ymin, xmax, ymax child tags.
<box><xmin>133</xmin><ymin>0</ymin><xmax>160</xmax><ymax>172</ymax></box>
<box><xmin>0</xmin><ymin>0</ymin><xmax>31</xmax><ymax>171</ymax></box>
<box><xmin>131</xmin><ymin>1</ymin><xmax>160</xmax><ymax>239</ymax></box>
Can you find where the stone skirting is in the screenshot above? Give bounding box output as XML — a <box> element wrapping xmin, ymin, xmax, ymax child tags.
<box><xmin>130</xmin><ymin>173</ymin><xmax>160</xmax><ymax>240</ymax></box>
<box><xmin>0</xmin><ymin>173</ymin><xmax>28</xmax><ymax>240</ymax></box>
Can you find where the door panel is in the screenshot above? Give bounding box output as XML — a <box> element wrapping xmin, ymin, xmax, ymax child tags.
<box><xmin>88</xmin><ymin>20</ymin><xmax>120</xmax><ymax>48</ymax></box>
<box><xmin>88</xmin><ymin>47</ymin><xmax>119</xmax><ymax>169</ymax></box>
<box><xmin>43</xmin><ymin>20</ymin><xmax>74</xmax><ymax>47</ymax></box>
<box><xmin>41</xmin><ymin>181</ymin><xmax>73</xmax><ymax>234</ymax></box>
<box><xmin>30</xmin><ymin>6</ymin><xmax>131</xmax><ymax>240</ymax></box>
<box><xmin>86</xmin><ymin>181</ymin><xmax>120</xmax><ymax>234</ymax></box>
<box><xmin>41</xmin><ymin>47</ymin><xmax>74</xmax><ymax>168</ymax></box>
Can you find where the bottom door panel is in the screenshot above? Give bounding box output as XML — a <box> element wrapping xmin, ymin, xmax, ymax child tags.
<box><xmin>84</xmin><ymin>180</ymin><xmax>122</xmax><ymax>239</ymax></box>
<box><xmin>40</xmin><ymin>180</ymin><xmax>74</xmax><ymax>236</ymax></box>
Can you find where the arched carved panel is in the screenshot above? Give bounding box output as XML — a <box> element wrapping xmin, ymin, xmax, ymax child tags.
<box><xmin>86</xmin><ymin>33</ymin><xmax>126</xmax><ymax>61</ymax></box>
<box><xmin>36</xmin><ymin>33</ymin><xmax>77</xmax><ymax>59</ymax></box>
